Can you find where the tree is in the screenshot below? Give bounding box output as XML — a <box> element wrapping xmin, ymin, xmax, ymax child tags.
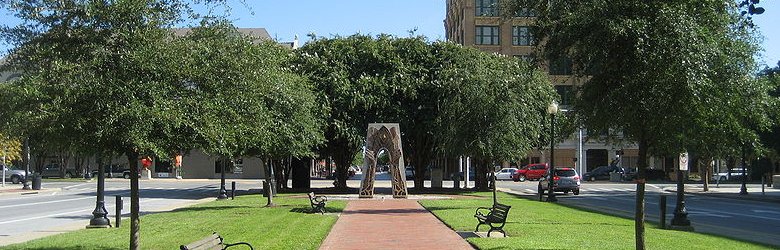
<box><xmin>434</xmin><ymin>42</ymin><xmax>555</xmax><ymax>190</ymax></box>
<box><xmin>295</xmin><ymin>35</ymin><xmax>554</xmax><ymax>190</ymax></box>
<box><xmin>180</xmin><ymin>21</ymin><xmax>323</xmax><ymax>193</ymax></box>
<box><xmin>0</xmin><ymin>1</ymin><xmax>229</xmax><ymax>249</ymax></box>
<box><xmin>294</xmin><ymin>34</ymin><xmax>416</xmax><ymax>189</ymax></box>
<box><xmin>532</xmin><ymin>1</ymin><xmax>773</xmax><ymax>248</ymax></box>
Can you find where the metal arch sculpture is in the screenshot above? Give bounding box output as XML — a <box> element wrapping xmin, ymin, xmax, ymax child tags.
<box><xmin>359</xmin><ymin>123</ymin><xmax>408</xmax><ymax>198</ymax></box>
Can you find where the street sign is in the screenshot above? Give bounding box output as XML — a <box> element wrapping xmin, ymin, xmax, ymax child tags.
<box><xmin>679</xmin><ymin>152</ymin><xmax>688</xmax><ymax>171</ymax></box>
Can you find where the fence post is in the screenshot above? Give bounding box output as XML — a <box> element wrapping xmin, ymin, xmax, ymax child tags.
<box><xmin>115</xmin><ymin>195</ymin><xmax>122</xmax><ymax>228</ymax></box>
<box><xmin>231</xmin><ymin>181</ymin><xmax>236</xmax><ymax>200</ymax></box>
<box><xmin>659</xmin><ymin>194</ymin><xmax>667</xmax><ymax>229</ymax></box>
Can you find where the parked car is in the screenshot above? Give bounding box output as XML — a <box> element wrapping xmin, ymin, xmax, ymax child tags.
<box><xmin>495</xmin><ymin>168</ymin><xmax>518</xmax><ymax>180</ymax></box>
<box><xmin>538</xmin><ymin>167</ymin><xmax>580</xmax><ymax>195</ymax></box>
<box><xmin>512</xmin><ymin>163</ymin><xmax>549</xmax><ymax>182</ymax></box>
<box><xmin>583</xmin><ymin>165</ymin><xmax>624</xmax><ymax>182</ymax></box>
<box><xmin>91</xmin><ymin>164</ymin><xmax>130</xmax><ymax>178</ymax></box>
<box><xmin>39</xmin><ymin>164</ymin><xmax>78</xmax><ymax>178</ymax></box>
<box><xmin>2</xmin><ymin>165</ymin><xmax>27</xmax><ymax>184</ymax></box>
<box><xmin>712</xmin><ymin>168</ymin><xmax>750</xmax><ymax>182</ymax></box>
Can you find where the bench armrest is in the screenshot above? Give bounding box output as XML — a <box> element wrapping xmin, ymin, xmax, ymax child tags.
<box><xmin>475</xmin><ymin>206</ymin><xmax>491</xmax><ymax>217</ymax></box>
<box><xmin>224</xmin><ymin>242</ymin><xmax>254</xmax><ymax>250</ymax></box>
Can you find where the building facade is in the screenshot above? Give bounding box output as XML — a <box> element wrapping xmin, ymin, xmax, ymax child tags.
<box><xmin>445</xmin><ymin>0</ymin><xmax>659</xmax><ymax>175</ymax></box>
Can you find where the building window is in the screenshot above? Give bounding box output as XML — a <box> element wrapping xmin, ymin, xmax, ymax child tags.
<box><xmin>475</xmin><ymin>0</ymin><xmax>498</xmax><ymax>16</ymax></box>
<box><xmin>515</xmin><ymin>7</ymin><xmax>537</xmax><ymax>17</ymax></box>
<box><xmin>549</xmin><ymin>56</ymin><xmax>573</xmax><ymax>75</ymax></box>
<box><xmin>475</xmin><ymin>26</ymin><xmax>500</xmax><ymax>45</ymax></box>
<box><xmin>512</xmin><ymin>26</ymin><xmax>534</xmax><ymax>46</ymax></box>
<box><xmin>555</xmin><ymin>85</ymin><xmax>574</xmax><ymax>106</ymax></box>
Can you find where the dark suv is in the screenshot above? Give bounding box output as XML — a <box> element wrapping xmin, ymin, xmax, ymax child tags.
<box><xmin>583</xmin><ymin>165</ymin><xmax>623</xmax><ymax>182</ymax></box>
<box><xmin>40</xmin><ymin>164</ymin><xmax>78</xmax><ymax>178</ymax></box>
<box><xmin>91</xmin><ymin>164</ymin><xmax>130</xmax><ymax>178</ymax></box>
<box><xmin>538</xmin><ymin>168</ymin><xmax>581</xmax><ymax>195</ymax></box>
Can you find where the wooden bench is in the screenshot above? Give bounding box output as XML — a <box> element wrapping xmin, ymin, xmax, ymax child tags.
<box><xmin>180</xmin><ymin>232</ymin><xmax>253</xmax><ymax>250</ymax></box>
<box><xmin>308</xmin><ymin>192</ymin><xmax>327</xmax><ymax>214</ymax></box>
<box><xmin>474</xmin><ymin>203</ymin><xmax>511</xmax><ymax>237</ymax></box>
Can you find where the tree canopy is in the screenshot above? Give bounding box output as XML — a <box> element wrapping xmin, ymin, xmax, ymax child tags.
<box><xmin>526</xmin><ymin>0</ymin><xmax>774</xmax><ymax>248</ymax></box>
<box><xmin>295</xmin><ymin>34</ymin><xmax>554</xmax><ymax>189</ymax></box>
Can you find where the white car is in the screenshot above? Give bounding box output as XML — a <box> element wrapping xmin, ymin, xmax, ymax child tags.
<box><xmin>2</xmin><ymin>165</ymin><xmax>28</xmax><ymax>184</ymax></box>
<box><xmin>495</xmin><ymin>168</ymin><xmax>518</xmax><ymax>180</ymax></box>
<box><xmin>712</xmin><ymin>168</ymin><xmax>749</xmax><ymax>182</ymax></box>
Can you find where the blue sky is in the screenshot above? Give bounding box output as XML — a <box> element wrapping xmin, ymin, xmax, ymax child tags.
<box><xmin>1</xmin><ymin>0</ymin><xmax>779</xmax><ymax>68</ymax></box>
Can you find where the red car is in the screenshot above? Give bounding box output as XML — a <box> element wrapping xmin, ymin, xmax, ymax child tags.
<box><xmin>512</xmin><ymin>163</ymin><xmax>549</xmax><ymax>182</ymax></box>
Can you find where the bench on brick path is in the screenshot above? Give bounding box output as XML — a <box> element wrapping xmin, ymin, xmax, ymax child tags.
<box><xmin>308</xmin><ymin>192</ymin><xmax>328</xmax><ymax>214</ymax></box>
<box><xmin>474</xmin><ymin>202</ymin><xmax>511</xmax><ymax>237</ymax></box>
<box><xmin>180</xmin><ymin>232</ymin><xmax>253</xmax><ymax>250</ymax></box>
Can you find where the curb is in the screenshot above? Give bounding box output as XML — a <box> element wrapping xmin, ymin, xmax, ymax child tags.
<box><xmin>0</xmin><ymin>187</ymin><xmax>62</xmax><ymax>197</ymax></box>
<box><xmin>665</xmin><ymin>189</ymin><xmax>780</xmax><ymax>204</ymax></box>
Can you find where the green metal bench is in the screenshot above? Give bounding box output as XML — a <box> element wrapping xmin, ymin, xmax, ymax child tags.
<box><xmin>308</xmin><ymin>192</ymin><xmax>327</xmax><ymax>214</ymax></box>
<box><xmin>474</xmin><ymin>203</ymin><xmax>511</xmax><ymax>237</ymax></box>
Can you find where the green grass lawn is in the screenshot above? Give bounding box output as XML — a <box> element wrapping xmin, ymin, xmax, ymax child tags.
<box><xmin>1</xmin><ymin>194</ymin><xmax>346</xmax><ymax>250</ymax></box>
<box><xmin>420</xmin><ymin>192</ymin><xmax>774</xmax><ymax>250</ymax></box>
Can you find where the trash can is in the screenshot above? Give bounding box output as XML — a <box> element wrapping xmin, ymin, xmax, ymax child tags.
<box><xmin>609</xmin><ymin>172</ymin><xmax>622</xmax><ymax>182</ymax></box>
<box><xmin>32</xmin><ymin>175</ymin><xmax>42</xmax><ymax>190</ymax></box>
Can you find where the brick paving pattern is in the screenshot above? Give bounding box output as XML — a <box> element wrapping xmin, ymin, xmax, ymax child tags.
<box><xmin>319</xmin><ymin>199</ymin><xmax>473</xmax><ymax>250</ymax></box>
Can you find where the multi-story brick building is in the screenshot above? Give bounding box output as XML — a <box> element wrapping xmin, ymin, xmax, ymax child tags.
<box><xmin>445</xmin><ymin>0</ymin><xmax>657</xmax><ymax>175</ymax></box>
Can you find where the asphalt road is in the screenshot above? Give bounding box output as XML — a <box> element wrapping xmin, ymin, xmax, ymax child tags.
<box><xmin>497</xmin><ymin>180</ymin><xmax>780</xmax><ymax>247</ymax></box>
<box><xmin>0</xmin><ymin>179</ymin><xmax>250</xmax><ymax>246</ymax></box>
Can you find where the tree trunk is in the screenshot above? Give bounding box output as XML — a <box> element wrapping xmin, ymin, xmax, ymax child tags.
<box><xmin>409</xmin><ymin>131</ymin><xmax>434</xmax><ymax>190</ymax></box>
<box><xmin>333</xmin><ymin>150</ymin><xmax>351</xmax><ymax>189</ymax></box>
<box><xmin>273</xmin><ymin>159</ymin><xmax>284</xmax><ymax>190</ymax></box>
<box><xmin>701</xmin><ymin>157</ymin><xmax>711</xmax><ymax>192</ymax></box>
<box><xmin>291</xmin><ymin>157</ymin><xmax>311</xmax><ymax>189</ymax></box>
<box><xmin>635</xmin><ymin>136</ymin><xmax>648</xmax><ymax>250</ymax></box>
<box><xmin>126</xmin><ymin>151</ymin><xmax>141</xmax><ymax>250</ymax></box>
<box><xmin>475</xmin><ymin>158</ymin><xmax>490</xmax><ymax>191</ymax></box>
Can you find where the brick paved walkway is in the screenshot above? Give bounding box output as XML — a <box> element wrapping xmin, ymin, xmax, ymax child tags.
<box><xmin>319</xmin><ymin>199</ymin><xmax>473</xmax><ymax>250</ymax></box>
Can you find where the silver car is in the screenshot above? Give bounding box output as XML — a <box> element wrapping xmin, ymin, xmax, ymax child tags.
<box><xmin>2</xmin><ymin>165</ymin><xmax>28</xmax><ymax>184</ymax></box>
<box><xmin>538</xmin><ymin>168</ymin><xmax>581</xmax><ymax>195</ymax></box>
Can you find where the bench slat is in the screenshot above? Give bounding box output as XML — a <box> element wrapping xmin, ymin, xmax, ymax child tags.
<box><xmin>181</xmin><ymin>233</ymin><xmax>222</xmax><ymax>250</ymax></box>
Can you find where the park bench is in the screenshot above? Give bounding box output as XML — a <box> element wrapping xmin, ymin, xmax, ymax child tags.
<box><xmin>474</xmin><ymin>202</ymin><xmax>511</xmax><ymax>237</ymax></box>
<box><xmin>308</xmin><ymin>192</ymin><xmax>328</xmax><ymax>214</ymax></box>
<box><xmin>180</xmin><ymin>232</ymin><xmax>253</xmax><ymax>250</ymax></box>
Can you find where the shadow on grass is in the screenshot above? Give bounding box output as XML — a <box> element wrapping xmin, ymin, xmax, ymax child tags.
<box><xmin>422</xmin><ymin>206</ymin><xmax>470</xmax><ymax>212</ymax></box>
<box><xmin>506</xmin><ymin>221</ymin><xmax>630</xmax><ymax>227</ymax></box>
<box><xmin>170</xmin><ymin>205</ymin><xmax>251</xmax><ymax>213</ymax></box>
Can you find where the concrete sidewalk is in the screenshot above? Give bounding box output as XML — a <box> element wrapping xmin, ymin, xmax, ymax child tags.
<box><xmin>319</xmin><ymin>199</ymin><xmax>473</xmax><ymax>250</ymax></box>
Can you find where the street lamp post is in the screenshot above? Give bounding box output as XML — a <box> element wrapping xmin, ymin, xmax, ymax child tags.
<box><xmin>88</xmin><ymin>160</ymin><xmax>110</xmax><ymax>228</ymax></box>
<box><xmin>22</xmin><ymin>138</ymin><xmax>30</xmax><ymax>190</ymax></box>
<box><xmin>218</xmin><ymin>159</ymin><xmax>228</xmax><ymax>199</ymax></box>
<box><xmin>740</xmin><ymin>144</ymin><xmax>748</xmax><ymax>195</ymax></box>
<box><xmin>547</xmin><ymin>102</ymin><xmax>558</xmax><ymax>202</ymax></box>
<box><xmin>670</xmin><ymin>153</ymin><xmax>692</xmax><ymax>230</ymax></box>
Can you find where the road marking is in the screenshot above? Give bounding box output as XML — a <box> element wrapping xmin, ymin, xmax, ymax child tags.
<box><xmin>751</xmin><ymin>209</ymin><xmax>780</xmax><ymax>215</ymax></box>
<box><xmin>0</xmin><ymin>198</ymin><xmax>162</xmax><ymax>225</ymax></box>
<box><xmin>62</xmin><ymin>183</ymin><xmax>92</xmax><ymax>190</ymax></box>
<box><xmin>0</xmin><ymin>196</ymin><xmax>94</xmax><ymax>209</ymax></box>
<box><xmin>686</xmin><ymin>211</ymin><xmax>732</xmax><ymax>218</ymax></box>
